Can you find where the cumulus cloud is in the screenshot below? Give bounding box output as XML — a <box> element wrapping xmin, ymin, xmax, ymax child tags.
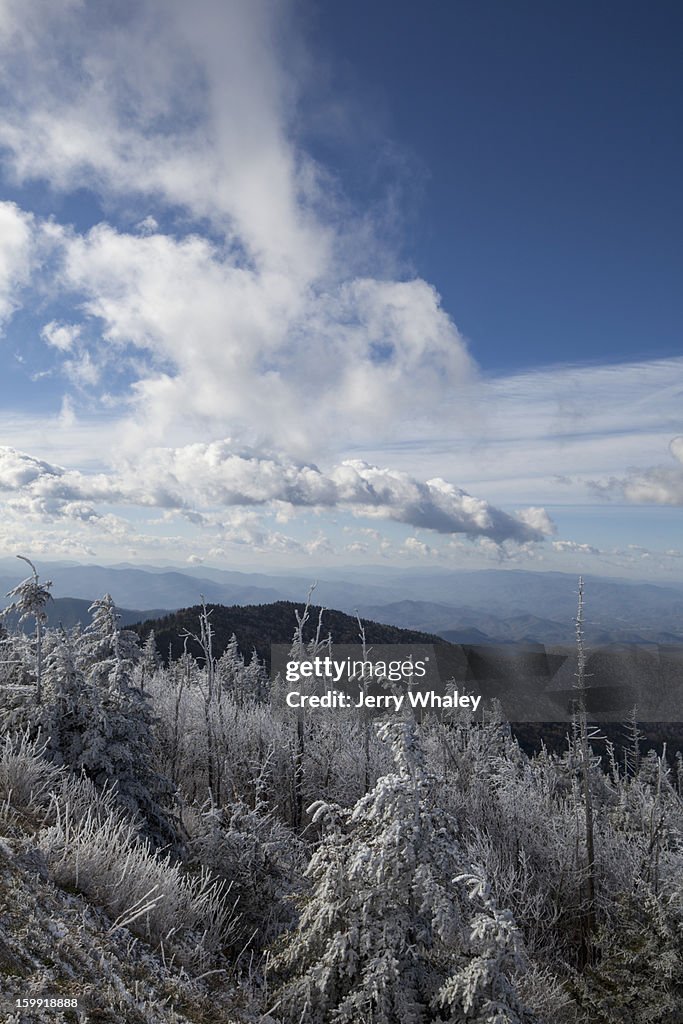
<box><xmin>0</xmin><ymin>1</ymin><xmax>476</xmax><ymax>457</ymax></box>
<box><xmin>552</xmin><ymin>540</ymin><xmax>600</xmax><ymax>556</ymax></box>
<box><xmin>330</xmin><ymin>463</ymin><xmax>546</xmax><ymax>541</ymax></box>
<box><xmin>512</xmin><ymin>506</ymin><xmax>556</xmax><ymax>537</ymax></box>
<box><xmin>0</xmin><ymin>443</ymin><xmax>551</xmax><ymax>544</ymax></box>
<box><xmin>402</xmin><ymin>537</ymin><xmax>434</xmax><ymax>558</ymax></box>
<box><xmin>0</xmin><ymin>1</ymin><xmax>320</xmax><ymax>272</ymax></box>
<box><xmin>0</xmin><ymin>448</ymin><xmax>66</xmax><ymax>489</ymax></box>
<box><xmin>53</xmin><ymin>219</ymin><xmax>473</xmax><ymax>453</ymax></box>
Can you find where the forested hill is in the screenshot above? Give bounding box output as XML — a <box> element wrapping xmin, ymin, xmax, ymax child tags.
<box><xmin>132</xmin><ymin>600</ymin><xmax>447</xmax><ymax>667</ymax></box>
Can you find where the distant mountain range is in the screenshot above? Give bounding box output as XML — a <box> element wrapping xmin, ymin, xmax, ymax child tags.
<box><xmin>355</xmin><ymin>599</ymin><xmax>683</xmax><ymax>646</ymax></box>
<box><xmin>3</xmin><ymin>597</ymin><xmax>170</xmax><ymax>632</ymax></box>
<box><xmin>1</xmin><ymin>560</ymin><xmax>683</xmax><ymax>646</ymax></box>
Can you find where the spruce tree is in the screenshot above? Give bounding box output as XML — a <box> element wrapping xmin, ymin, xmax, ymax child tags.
<box><xmin>75</xmin><ymin>594</ymin><xmax>177</xmax><ymax>844</ymax></box>
<box><xmin>272</xmin><ymin>718</ymin><xmax>532</xmax><ymax>1023</ymax></box>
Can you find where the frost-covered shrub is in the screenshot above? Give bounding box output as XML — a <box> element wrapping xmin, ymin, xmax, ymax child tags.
<box><xmin>516</xmin><ymin>963</ymin><xmax>577</xmax><ymax>1024</ymax></box>
<box><xmin>0</xmin><ymin>729</ymin><xmax>62</xmax><ymax>824</ymax></box>
<box><xmin>38</xmin><ymin>799</ymin><xmax>238</xmax><ymax>968</ymax></box>
<box><xmin>187</xmin><ymin>796</ymin><xmax>306</xmax><ymax>952</ymax></box>
<box><xmin>570</xmin><ymin>886</ymin><xmax>683</xmax><ymax>1022</ymax></box>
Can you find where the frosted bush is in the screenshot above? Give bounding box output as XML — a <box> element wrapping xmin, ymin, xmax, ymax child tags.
<box><xmin>0</xmin><ymin>729</ymin><xmax>62</xmax><ymax>822</ymax></box>
<box><xmin>38</xmin><ymin>798</ymin><xmax>239</xmax><ymax>968</ymax></box>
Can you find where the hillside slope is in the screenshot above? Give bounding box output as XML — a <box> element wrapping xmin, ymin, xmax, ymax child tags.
<box><xmin>132</xmin><ymin>600</ymin><xmax>448</xmax><ymax>667</ymax></box>
<box><xmin>0</xmin><ymin>831</ymin><xmax>241</xmax><ymax>1024</ymax></box>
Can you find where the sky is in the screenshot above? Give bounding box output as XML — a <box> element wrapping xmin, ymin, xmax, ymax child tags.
<box><xmin>0</xmin><ymin>0</ymin><xmax>681</xmax><ymax>579</ymax></box>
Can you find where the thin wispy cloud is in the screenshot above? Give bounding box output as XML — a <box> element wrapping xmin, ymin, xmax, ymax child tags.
<box><xmin>0</xmin><ymin>202</ymin><xmax>35</xmax><ymax>322</ymax></box>
<box><xmin>355</xmin><ymin>358</ymin><xmax>683</xmax><ymax>505</ymax></box>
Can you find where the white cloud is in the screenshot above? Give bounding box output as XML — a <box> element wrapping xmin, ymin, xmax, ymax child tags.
<box><xmin>552</xmin><ymin>540</ymin><xmax>600</xmax><ymax>556</ymax></box>
<box><xmin>599</xmin><ymin>436</ymin><xmax>683</xmax><ymax>505</ymax></box>
<box><xmin>0</xmin><ymin>201</ymin><xmax>34</xmax><ymax>324</ymax></box>
<box><xmin>0</xmin><ymin>442</ymin><xmax>551</xmax><ymax>544</ymax></box>
<box><xmin>345</xmin><ymin>541</ymin><xmax>368</xmax><ymax>554</ymax></box>
<box><xmin>0</xmin><ymin>2</ymin><xmax>475</xmax><ymax>458</ymax></box>
<box><xmin>63</xmin><ymin>350</ymin><xmax>101</xmax><ymax>387</ymax></box>
<box><xmin>136</xmin><ymin>215</ymin><xmax>159</xmax><ymax>234</ymax></box>
<box><xmin>513</xmin><ymin>506</ymin><xmax>556</xmax><ymax>536</ymax></box>
<box><xmin>41</xmin><ymin>320</ymin><xmax>81</xmax><ymax>352</ymax></box>
<box><xmin>52</xmin><ymin>222</ymin><xmax>474</xmax><ymax>454</ymax></box>
<box><xmin>0</xmin><ymin>0</ymin><xmax>327</xmax><ymax>278</ymax></box>
<box><xmin>402</xmin><ymin>537</ymin><xmax>433</xmax><ymax>558</ymax></box>
<box><xmin>58</xmin><ymin>395</ymin><xmax>76</xmax><ymax>428</ymax></box>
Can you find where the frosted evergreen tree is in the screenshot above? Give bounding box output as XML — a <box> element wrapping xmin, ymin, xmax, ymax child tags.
<box><xmin>3</xmin><ymin>555</ymin><xmax>53</xmax><ymax>703</ymax></box>
<box><xmin>271</xmin><ymin>717</ymin><xmax>532</xmax><ymax>1023</ymax></box>
<box><xmin>74</xmin><ymin>594</ymin><xmax>177</xmax><ymax>844</ymax></box>
<box><xmin>42</xmin><ymin>627</ymin><xmax>88</xmax><ymax>765</ymax></box>
<box><xmin>78</xmin><ymin>593</ymin><xmax>141</xmax><ymax>690</ymax></box>
<box><xmin>571</xmin><ymin>885</ymin><xmax>683</xmax><ymax>1022</ymax></box>
<box><xmin>216</xmin><ymin>632</ymin><xmax>243</xmax><ymax>689</ymax></box>
<box><xmin>139</xmin><ymin>629</ymin><xmax>161</xmax><ymax>690</ymax></box>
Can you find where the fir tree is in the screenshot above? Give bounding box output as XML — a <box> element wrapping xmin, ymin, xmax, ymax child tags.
<box><xmin>272</xmin><ymin>718</ymin><xmax>532</xmax><ymax>1023</ymax></box>
<box><xmin>139</xmin><ymin>629</ymin><xmax>161</xmax><ymax>691</ymax></box>
<box><xmin>42</xmin><ymin>626</ymin><xmax>88</xmax><ymax>765</ymax></box>
<box><xmin>74</xmin><ymin>594</ymin><xmax>177</xmax><ymax>844</ymax></box>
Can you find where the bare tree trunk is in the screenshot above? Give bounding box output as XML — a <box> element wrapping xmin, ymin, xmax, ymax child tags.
<box><xmin>35</xmin><ymin>616</ymin><xmax>43</xmax><ymax>705</ymax></box>
<box><xmin>181</xmin><ymin>600</ymin><xmax>221</xmax><ymax>805</ymax></box>
<box><xmin>294</xmin><ymin>710</ymin><xmax>305</xmax><ymax>829</ymax></box>
<box><xmin>575</xmin><ymin>576</ymin><xmax>596</xmax><ymax>967</ymax></box>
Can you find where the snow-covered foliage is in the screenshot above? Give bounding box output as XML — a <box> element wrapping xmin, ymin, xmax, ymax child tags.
<box><xmin>3</xmin><ymin>555</ymin><xmax>52</xmax><ymax>704</ymax></box>
<box><xmin>65</xmin><ymin>595</ymin><xmax>178</xmax><ymax>844</ymax></box>
<box><xmin>1</xmin><ymin>570</ymin><xmax>683</xmax><ymax>1022</ymax></box>
<box><xmin>271</xmin><ymin>718</ymin><xmax>532</xmax><ymax>1023</ymax></box>
<box><xmin>186</xmin><ymin>795</ymin><xmax>305</xmax><ymax>950</ymax></box>
<box><xmin>39</xmin><ymin>796</ymin><xmax>238</xmax><ymax>969</ymax></box>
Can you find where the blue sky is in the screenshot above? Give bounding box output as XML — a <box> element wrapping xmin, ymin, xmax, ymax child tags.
<box><xmin>0</xmin><ymin>0</ymin><xmax>681</xmax><ymax>578</ymax></box>
<box><xmin>311</xmin><ymin>1</ymin><xmax>683</xmax><ymax>372</ymax></box>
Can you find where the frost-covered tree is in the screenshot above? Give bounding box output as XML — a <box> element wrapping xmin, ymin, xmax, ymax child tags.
<box><xmin>272</xmin><ymin>718</ymin><xmax>532</xmax><ymax>1023</ymax></box>
<box><xmin>78</xmin><ymin>593</ymin><xmax>141</xmax><ymax>690</ymax></box>
<box><xmin>139</xmin><ymin>628</ymin><xmax>161</xmax><ymax>691</ymax></box>
<box><xmin>571</xmin><ymin>886</ymin><xmax>683</xmax><ymax>1022</ymax></box>
<box><xmin>73</xmin><ymin>594</ymin><xmax>177</xmax><ymax>844</ymax></box>
<box><xmin>187</xmin><ymin>793</ymin><xmax>305</xmax><ymax>952</ymax></box>
<box><xmin>180</xmin><ymin>600</ymin><xmax>224</xmax><ymax>803</ymax></box>
<box><xmin>288</xmin><ymin>588</ymin><xmax>332</xmax><ymax>829</ymax></box>
<box><xmin>42</xmin><ymin>626</ymin><xmax>88</xmax><ymax>764</ymax></box>
<box><xmin>3</xmin><ymin>555</ymin><xmax>52</xmax><ymax>703</ymax></box>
